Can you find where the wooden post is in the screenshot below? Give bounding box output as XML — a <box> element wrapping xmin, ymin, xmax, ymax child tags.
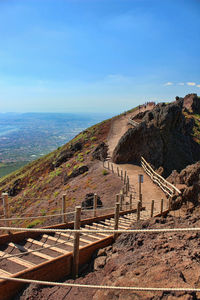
<box><xmin>122</xmin><ymin>187</ymin><xmax>125</xmax><ymax>195</ymax></box>
<box><xmin>116</xmin><ymin>194</ymin><xmax>119</xmax><ymax>204</ymax></box>
<box><xmin>124</xmin><ymin>171</ymin><xmax>127</xmax><ymax>184</ymax></box>
<box><xmin>121</xmin><ymin>170</ymin><xmax>123</xmax><ymax>181</ymax></box>
<box><xmin>73</xmin><ymin>206</ymin><xmax>81</xmax><ymax>278</ymax></box>
<box><xmin>151</xmin><ymin>200</ymin><xmax>154</xmax><ymax>217</ymax></box>
<box><xmin>140</xmin><ymin>193</ymin><xmax>142</xmax><ymax>205</ymax></box>
<box><xmin>62</xmin><ymin>194</ymin><xmax>66</xmax><ymax>223</ymax></box>
<box><xmin>111</xmin><ymin>164</ymin><xmax>114</xmax><ymax>173</ymax></box>
<box><xmin>130</xmin><ymin>194</ymin><xmax>132</xmax><ymax>210</ymax></box>
<box><xmin>126</xmin><ymin>183</ymin><xmax>129</xmax><ymax>195</ymax></box>
<box><xmin>114</xmin><ymin>202</ymin><xmax>120</xmax><ymax>239</ymax></box>
<box><xmin>137</xmin><ymin>201</ymin><xmax>141</xmax><ymax>221</ymax></box>
<box><xmin>138</xmin><ymin>174</ymin><xmax>143</xmax><ymax>201</ymax></box>
<box><xmin>108</xmin><ymin>161</ymin><xmax>110</xmax><ymax>170</ymax></box>
<box><xmin>120</xmin><ymin>194</ymin><xmax>123</xmax><ymax>211</ymax></box>
<box><xmin>126</xmin><ymin>177</ymin><xmax>129</xmax><ymax>191</ymax></box>
<box><xmin>160</xmin><ymin>199</ymin><xmax>164</xmax><ymax>215</ymax></box>
<box><xmin>127</xmin><ymin>176</ymin><xmax>129</xmax><ymax>187</ymax></box>
<box><xmin>117</xmin><ymin>167</ymin><xmax>119</xmax><ymax>177</ymax></box>
<box><xmin>2</xmin><ymin>193</ymin><xmax>10</xmax><ymax>233</ymax></box>
<box><xmin>103</xmin><ymin>160</ymin><xmax>105</xmax><ymax>168</ymax></box>
<box><xmin>93</xmin><ymin>193</ymin><xmax>97</xmax><ymax>217</ymax></box>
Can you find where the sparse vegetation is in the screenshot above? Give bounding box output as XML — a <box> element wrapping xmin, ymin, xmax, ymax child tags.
<box><xmin>102</xmin><ymin>169</ymin><xmax>108</xmax><ymax>176</ymax></box>
<box><xmin>27</xmin><ymin>219</ymin><xmax>42</xmax><ymax>228</ymax></box>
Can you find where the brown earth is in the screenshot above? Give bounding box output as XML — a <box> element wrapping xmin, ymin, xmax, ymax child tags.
<box><xmin>0</xmin><ymin>117</ymin><xmax>124</xmax><ymax>229</ymax></box>
<box><xmin>107</xmin><ymin>104</ymin><xmax>167</xmax><ymax>216</ymax></box>
<box><xmin>15</xmin><ymin>207</ymin><xmax>200</xmax><ymax>300</ymax></box>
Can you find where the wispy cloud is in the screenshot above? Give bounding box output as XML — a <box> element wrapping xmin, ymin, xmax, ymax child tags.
<box><xmin>164</xmin><ymin>82</ymin><xmax>173</xmax><ymax>86</ymax></box>
<box><xmin>187</xmin><ymin>82</ymin><xmax>196</xmax><ymax>86</ymax></box>
<box><xmin>196</xmin><ymin>84</ymin><xmax>200</xmax><ymax>88</ymax></box>
<box><xmin>178</xmin><ymin>82</ymin><xmax>184</xmax><ymax>86</ymax></box>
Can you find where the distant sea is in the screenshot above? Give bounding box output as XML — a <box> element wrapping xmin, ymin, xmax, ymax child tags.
<box><xmin>0</xmin><ymin>112</ymin><xmax>113</xmax><ymax>178</ymax></box>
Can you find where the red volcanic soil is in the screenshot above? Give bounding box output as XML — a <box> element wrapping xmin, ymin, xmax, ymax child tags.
<box><xmin>16</xmin><ymin>207</ymin><xmax>200</xmax><ymax>300</ymax></box>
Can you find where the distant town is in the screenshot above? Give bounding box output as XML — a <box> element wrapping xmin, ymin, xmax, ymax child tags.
<box><xmin>0</xmin><ymin>112</ymin><xmax>110</xmax><ymax>177</ymax></box>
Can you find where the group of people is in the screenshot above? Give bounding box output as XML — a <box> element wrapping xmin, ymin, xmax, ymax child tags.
<box><xmin>139</xmin><ymin>102</ymin><xmax>156</xmax><ymax>110</ymax></box>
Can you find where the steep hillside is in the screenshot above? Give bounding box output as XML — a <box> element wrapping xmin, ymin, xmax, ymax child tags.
<box><xmin>0</xmin><ymin>109</ymin><xmax>137</xmax><ymax>228</ymax></box>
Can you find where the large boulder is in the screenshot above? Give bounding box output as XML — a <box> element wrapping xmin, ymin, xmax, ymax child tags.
<box><xmin>81</xmin><ymin>193</ymin><xmax>103</xmax><ymax>209</ymax></box>
<box><xmin>92</xmin><ymin>142</ymin><xmax>108</xmax><ymax>161</ymax></box>
<box><xmin>70</xmin><ymin>142</ymin><xmax>82</xmax><ymax>152</ymax></box>
<box><xmin>7</xmin><ymin>179</ymin><xmax>21</xmax><ymax>196</ymax></box>
<box><xmin>53</xmin><ymin>150</ymin><xmax>73</xmax><ymax>168</ymax></box>
<box><xmin>64</xmin><ymin>165</ymin><xmax>89</xmax><ymax>184</ymax></box>
<box><xmin>167</xmin><ymin>162</ymin><xmax>200</xmax><ymax>207</ymax></box>
<box><xmin>53</xmin><ymin>142</ymin><xmax>83</xmax><ymax>168</ymax></box>
<box><xmin>113</xmin><ymin>99</ymin><xmax>200</xmax><ymax>177</ymax></box>
<box><xmin>183</xmin><ymin>93</ymin><xmax>200</xmax><ymax>114</ymax></box>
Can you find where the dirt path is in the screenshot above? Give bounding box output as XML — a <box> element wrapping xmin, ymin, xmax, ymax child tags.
<box><xmin>107</xmin><ymin>105</ymin><xmax>167</xmax><ymax>216</ymax></box>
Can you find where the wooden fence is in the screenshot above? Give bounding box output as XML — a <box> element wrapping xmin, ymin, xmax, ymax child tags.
<box><xmin>141</xmin><ymin>157</ymin><xmax>181</xmax><ymax>198</ymax></box>
<box><xmin>128</xmin><ymin>118</ymin><xmax>139</xmax><ymax>127</ymax></box>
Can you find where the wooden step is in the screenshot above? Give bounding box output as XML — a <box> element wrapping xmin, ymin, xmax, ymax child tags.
<box><xmin>8</xmin><ymin>242</ymin><xmax>53</xmax><ymax>261</ymax></box>
<box><xmin>43</xmin><ymin>234</ymin><xmax>74</xmax><ymax>247</ymax></box>
<box><xmin>80</xmin><ymin>231</ymin><xmax>102</xmax><ymax>240</ymax></box>
<box><xmin>0</xmin><ymin>268</ymin><xmax>12</xmax><ymax>277</ymax></box>
<box><xmin>27</xmin><ymin>238</ymin><xmax>69</xmax><ymax>255</ymax></box>
<box><xmin>0</xmin><ymin>250</ymin><xmax>35</xmax><ymax>269</ymax></box>
<box><xmin>102</xmin><ymin>220</ymin><xmax>128</xmax><ymax>229</ymax></box>
<box><xmin>60</xmin><ymin>232</ymin><xmax>92</xmax><ymax>244</ymax></box>
<box><xmin>83</xmin><ymin>225</ymin><xmax>109</xmax><ymax>237</ymax></box>
<box><xmin>92</xmin><ymin>222</ymin><xmax>110</xmax><ymax>229</ymax></box>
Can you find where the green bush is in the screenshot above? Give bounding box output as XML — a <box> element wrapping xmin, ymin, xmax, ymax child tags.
<box><xmin>102</xmin><ymin>169</ymin><xmax>108</xmax><ymax>176</ymax></box>
<box><xmin>27</xmin><ymin>219</ymin><xmax>41</xmax><ymax>228</ymax></box>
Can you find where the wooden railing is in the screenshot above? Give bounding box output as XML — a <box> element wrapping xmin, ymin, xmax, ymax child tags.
<box><xmin>141</xmin><ymin>157</ymin><xmax>181</xmax><ymax>198</ymax></box>
<box><xmin>128</xmin><ymin>118</ymin><xmax>139</xmax><ymax>127</ymax></box>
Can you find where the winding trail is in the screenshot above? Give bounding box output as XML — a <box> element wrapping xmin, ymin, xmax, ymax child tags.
<box><xmin>107</xmin><ymin>105</ymin><xmax>168</xmax><ymax>217</ymax></box>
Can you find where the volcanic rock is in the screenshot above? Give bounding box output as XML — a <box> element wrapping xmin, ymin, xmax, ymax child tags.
<box><xmin>7</xmin><ymin>179</ymin><xmax>21</xmax><ymax>196</ymax></box>
<box><xmin>70</xmin><ymin>142</ymin><xmax>82</xmax><ymax>152</ymax></box>
<box><xmin>81</xmin><ymin>193</ymin><xmax>103</xmax><ymax>209</ymax></box>
<box><xmin>53</xmin><ymin>150</ymin><xmax>73</xmax><ymax>168</ymax></box>
<box><xmin>113</xmin><ymin>98</ymin><xmax>200</xmax><ymax>177</ymax></box>
<box><xmin>53</xmin><ymin>142</ymin><xmax>83</xmax><ymax>168</ymax></box>
<box><xmin>168</xmin><ymin>161</ymin><xmax>200</xmax><ymax>206</ymax></box>
<box><xmin>183</xmin><ymin>93</ymin><xmax>200</xmax><ymax>114</ymax></box>
<box><xmin>92</xmin><ymin>142</ymin><xmax>108</xmax><ymax>161</ymax></box>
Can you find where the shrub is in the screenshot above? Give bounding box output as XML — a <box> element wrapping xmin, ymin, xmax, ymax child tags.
<box><xmin>27</xmin><ymin>219</ymin><xmax>41</xmax><ymax>228</ymax></box>
<box><xmin>54</xmin><ymin>191</ymin><xmax>59</xmax><ymax>198</ymax></box>
<box><xmin>102</xmin><ymin>169</ymin><xmax>108</xmax><ymax>176</ymax></box>
<box><xmin>40</xmin><ymin>209</ymin><xmax>46</xmax><ymax>216</ymax></box>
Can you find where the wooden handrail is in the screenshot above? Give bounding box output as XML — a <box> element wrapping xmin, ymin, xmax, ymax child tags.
<box><xmin>128</xmin><ymin>118</ymin><xmax>139</xmax><ymax>127</ymax></box>
<box><xmin>141</xmin><ymin>156</ymin><xmax>181</xmax><ymax>197</ymax></box>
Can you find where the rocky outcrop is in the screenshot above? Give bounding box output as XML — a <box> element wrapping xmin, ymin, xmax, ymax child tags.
<box><xmin>92</xmin><ymin>142</ymin><xmax>108</xmax><ymax>161</ymax></box>
<box><xmin>168</xmin><ymin>161</ymin><xmax>200</xmax><ymax>206</ymax></box>
<box><xmin>7</xmin><ymin>179</ymin><xmax>21</xmax><ymax>196</ymax></box>
<box><xmin>81</xmin><ymin>193</ymin><xmax>103</xmax><ymax>209</ymax></box>
<box><xmin>113</xmin><ymin>97</ymin><xmax>200</xmax><ymax>177</ymax></box>
<box><xmin>53</xmin><ymin>142</ymin><xmax>83</xmax><ymax>168</ymax></box>
<box><xmin>183</xmin><ymin>93</ymin><xmax>200</xmax><ymax>113</ymax></box>
<box><xmin>53</xmin><ymin>150</ymin><xmax>73</xmax><ymax>168</ymax></box>
<box><xmin>63</xmin><ymin>165</ymin><xmax>89</xmax><ymax>184</ymax></box>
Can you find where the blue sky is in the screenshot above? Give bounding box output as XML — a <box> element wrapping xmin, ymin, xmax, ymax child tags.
<box><xmin>0</xmin><ymin>0</ymin><xmax>200</xmax><ymax>113</ymax></box>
